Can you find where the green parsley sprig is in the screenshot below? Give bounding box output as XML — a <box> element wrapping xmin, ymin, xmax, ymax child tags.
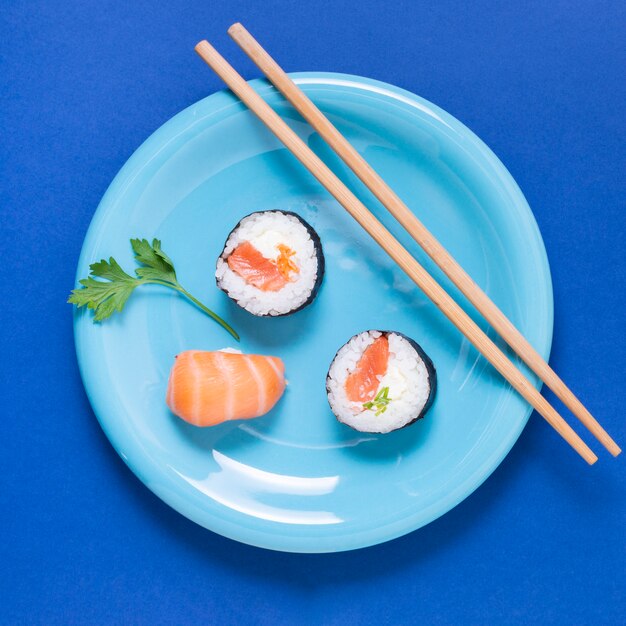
<box><xmin>363</xmin><ymin>386</ymin><xmax>392</xmax><ymax>416</ymax></box>
<box><xmin>68</xmin><ymin>238</ymin><xmax>239</xmax><ymax>340</ymax></box>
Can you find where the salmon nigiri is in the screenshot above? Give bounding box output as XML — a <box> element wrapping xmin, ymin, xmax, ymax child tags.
<box><xmin>166</xmin><ymin>350</ymin><xmax>286</xmax><ymax>426</ymax></box>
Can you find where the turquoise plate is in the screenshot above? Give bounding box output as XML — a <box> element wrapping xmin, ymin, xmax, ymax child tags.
<box><xmin>74</xmin><ymin>72</ymin><xmax>553</xmax><ymax>553</ymax></box>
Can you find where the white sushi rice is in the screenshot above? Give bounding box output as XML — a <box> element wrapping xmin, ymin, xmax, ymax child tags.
<box><xmin>326</xmin><ymin>331</ymin><xmax>433</xmax><ymax>433</ymax></box>
<box><xmin>216</xmin><ymin>211</ymin><xmax>321</xmax><ymax>316</ymax></box>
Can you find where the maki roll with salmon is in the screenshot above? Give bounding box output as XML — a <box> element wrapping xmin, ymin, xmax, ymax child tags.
<box><xmin>326</xmin><ymin>330</ymin><xmax>436</xmax><ymax>433</ymax></box>
<box><xmin>216</xmin><ymin>210</ymin><xmax>324</xmax><ymax>316</ymax></box>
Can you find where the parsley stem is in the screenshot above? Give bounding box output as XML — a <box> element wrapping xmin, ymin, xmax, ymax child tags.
<box><xmin>176</xmin><ymin>285</ymin><xmax>240</xmax><ymax>341</ymax></box>
<box><xmin>145</xmin><ymin>279</ymin><xmax>240</xmax><ymax>341</ymax></box>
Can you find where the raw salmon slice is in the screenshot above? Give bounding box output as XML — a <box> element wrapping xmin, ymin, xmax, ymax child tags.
<box><xmin>166</xmin><ymin>350</ymin><xmax>286</xmax><ymax>426</ymax></box>
<box><xmin>344</xmin><ymin>335</ymin><xmax>389</xmax><ymax>403</ymax></box>
<box><xmin>227</xmin><ymin>241</ymin><xmax>287</xmax><ymax>292</ymax></box>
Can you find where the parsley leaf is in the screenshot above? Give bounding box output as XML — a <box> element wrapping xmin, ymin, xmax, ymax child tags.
<box><xmin>131</xmin><ymin>238</ymin><xmax>177</xmax><ymax>283</ymax></box>
<box><xmin>68</xmin><ymin>238</ymin><xmax>239</xmax><ymax>340</ymax></box>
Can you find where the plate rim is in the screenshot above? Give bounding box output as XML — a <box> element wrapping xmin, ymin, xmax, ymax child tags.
<box><xmin>73</xmin><ymin>71</ymin><xmax>554</xmax><ymax>552</ymax></box>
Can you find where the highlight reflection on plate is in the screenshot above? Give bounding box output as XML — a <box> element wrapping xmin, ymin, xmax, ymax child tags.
<box><xmin>173</xmin><ymin>451</ymin><xmax>343</xmax><ymax>526</ymax></box>
<box><xmin>74</xmin><ymin>72</ymin><xmax>552</xmax><ymax>552</ymax></box>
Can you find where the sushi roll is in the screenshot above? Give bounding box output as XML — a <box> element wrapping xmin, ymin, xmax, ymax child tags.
<box><xmin>216</xmin><ymin>210</ymin><xmax>324</xmax><ymax>316</ymax></box>
<box><xmin>326</xmin><ymin>330</ymin><xmax>436</xmax><ymax>433</ymax></box>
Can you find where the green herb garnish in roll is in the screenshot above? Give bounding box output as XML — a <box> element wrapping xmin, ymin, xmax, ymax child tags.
<box><xmin>68</xmin><ymin>238</ymin><xmax>239</xmax><ymax>340</ymax></box>
<box><xmin>363</xmin><ymin>386</ymin><xmax>392</xmax><ymax>416</ymax></box>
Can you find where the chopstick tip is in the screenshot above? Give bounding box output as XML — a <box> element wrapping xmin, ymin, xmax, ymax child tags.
<box><xmin>194</xmin><ymin>40</ymin><xmax>212</xmax><ymax>56</ymax></box>
<box><xmin>228</xmin><ymin>22</ymin><xmax>245</xmax><ymax>36</ymax></box>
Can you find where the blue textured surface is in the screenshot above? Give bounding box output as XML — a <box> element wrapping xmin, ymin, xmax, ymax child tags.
<box><xmin>1</xmin><ymin>0</ymin><xmax>624</xmax><ymax>623</ymax></box>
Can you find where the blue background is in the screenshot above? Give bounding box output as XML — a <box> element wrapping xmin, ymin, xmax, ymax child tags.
<box><xmin>1</xmin><ymin>1</ymin><xmax>624</xmax><ymax>624</ymax></box>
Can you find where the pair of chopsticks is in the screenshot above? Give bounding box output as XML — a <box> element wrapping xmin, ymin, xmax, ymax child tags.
<box><xmin>195</xmin><ymin>24</ymin><xmax>620</xmax><ymax>464</ymax></box>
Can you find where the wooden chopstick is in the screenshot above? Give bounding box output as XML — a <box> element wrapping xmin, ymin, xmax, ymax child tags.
<box><xmin>194</xmin><ymin>39</ymin><xmax>597</xmax><ymax>464</ymax></box>
<box><xmin>227</xmin><ymin>23</ymin><xmax>620</xmax><ymax>459</ymax></box>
